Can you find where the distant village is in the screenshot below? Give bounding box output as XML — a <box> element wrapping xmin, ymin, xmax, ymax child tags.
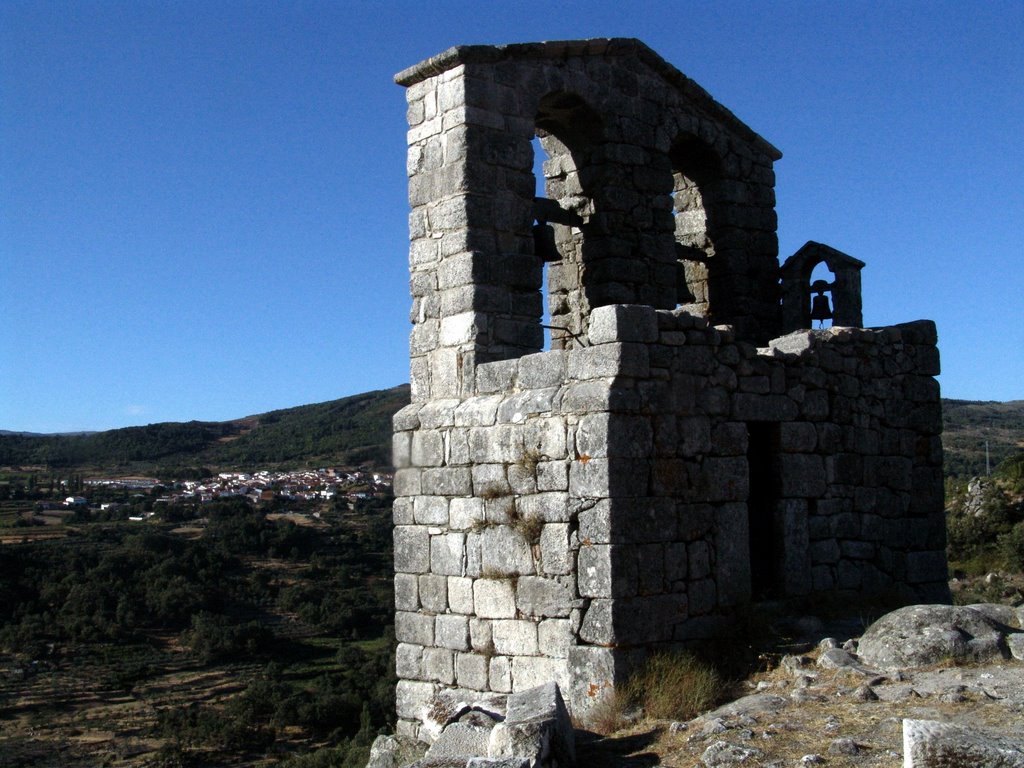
<box><xmin>57</xmin><ymin>467</ymin><xmax>393</xmax><ymax>519</ymax></box>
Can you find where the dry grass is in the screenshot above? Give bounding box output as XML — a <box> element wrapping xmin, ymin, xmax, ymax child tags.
<box><xmin>585</xmin><ymin>688</ymin><xmax>633</xmax><ymax>735</ymax></box>
<box><xmin>515</xmin><ymin>449</ymin><xmax>542</xmax><ymax>477</ymax></box>
<box><xmin>588</xmin><ymin>643</ymin><xmax>1024</xmax><ymax>768</ymax></box>
<box><xmin>626</xmin><ymin>651</ymin><xmax>724</xmax><ymax>722</ymax></box>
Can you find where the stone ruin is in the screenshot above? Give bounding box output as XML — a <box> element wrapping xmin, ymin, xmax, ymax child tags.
<box><xmin>389</xmin><ymin>38</ymin><xmax>948</xmax><ymax>739</ymax></box>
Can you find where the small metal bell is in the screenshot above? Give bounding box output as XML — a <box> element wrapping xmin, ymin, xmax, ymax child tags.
<box><xmin>532</xmin><ymin>222</ymin><xmax>561</xmax><ymax>262</ymax></box>
<box><xmin>810</xmin><ymin>293</ymin><xmax>833</xmax><ymax>322</ymax></box>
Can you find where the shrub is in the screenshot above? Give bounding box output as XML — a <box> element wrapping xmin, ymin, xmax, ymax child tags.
<box><xmin>625</xmin><ymin>651</ymin><xmax>724</xmax><ymax>721</ymax></box>
<box><xmin>999</xmin><ymin>522</ymin><xmax>1024</xmax><ymax>571</ymax></box>
<box><xmin>584</xmin><ymin>688</ymin><xmax>631</xmax><ymax>735</ymax></box>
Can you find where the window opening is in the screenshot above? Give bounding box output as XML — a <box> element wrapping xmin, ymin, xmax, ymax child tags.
<box><xmin>809</xmin><ymin>261</ymin><xmax>835</xmax><ymax>329</ymax></box>
<box><xmin>747</xmin><ymin>422</ymin><xmax>782</xmax><ymax>600</ymax></box>
<box><xmin>531</xmin><ymin>92</ymin><xmax>598</xmax><ymax>351</ymax></box>
<box><xmin>670</xmin><ymin>136</ymin><xmax>720</xmax><ymax>310</ymax></box>
<box><xmin>532</xmin><ymin>135</ymin><xmax>553</xmax><ymax>351</ymax></box>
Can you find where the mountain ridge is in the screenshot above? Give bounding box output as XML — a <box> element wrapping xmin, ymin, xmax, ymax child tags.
<box><xmin>2</xmin><ymin>387</ymin><xmax>1020</xmax><ymax>478</ymax></box>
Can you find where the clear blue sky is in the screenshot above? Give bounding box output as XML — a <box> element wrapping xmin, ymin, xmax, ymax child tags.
<box><xmin>2</xmin><ymin>1</ymin><xmax>1021</xmax><ymax>433</ymax></box>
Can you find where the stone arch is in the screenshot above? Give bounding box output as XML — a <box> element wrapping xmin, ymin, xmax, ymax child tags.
<box><xmin>531</xmin><ymin>91</ymin><xmax>603</xmax><ymax>349</ymax></box>
<box><xmin>669</xmin><ymin>133</ymin><xmax>724</xmax><ymax>313</ymax></box>
<box><xmin>780</xmin><ymin>241</ymin><xmax>865</xmax><ymax>332</ymax></box>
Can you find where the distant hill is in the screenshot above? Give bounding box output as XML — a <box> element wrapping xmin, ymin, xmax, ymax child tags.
<box><xmin>0</xmin><ymin>385</ymin><xmax>410</xmax><ymax>473</ymax></box>
<box><xmin>942</xmin><ymin>399</ymin><xmax>1024</xmax><ymax>479</ymax></box>
<box><xmin>1</xmin><ymin>387</ymin><xmax>1020</xmax><ymax>478</ymax></box>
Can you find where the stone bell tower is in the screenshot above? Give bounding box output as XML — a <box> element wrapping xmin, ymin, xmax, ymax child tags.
<box><xmin>390</xmin><ymin>39</ymin><xmax>947</xmax><ymax>740</ymax></box>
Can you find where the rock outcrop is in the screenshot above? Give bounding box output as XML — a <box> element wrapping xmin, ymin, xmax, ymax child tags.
<box><xmin>857</xmin><ymin>604</ymin><xmax>1024</xmax><ymax>668</ymax></box>
<box><xmin>903</xmin><ymin>719</ymin><xmax>1024</xmax><ymax>767</ymax></box>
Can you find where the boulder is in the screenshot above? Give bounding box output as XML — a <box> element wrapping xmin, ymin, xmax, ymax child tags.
<box><xmin>967</xmin><ymin>602</ymin><xmax>1024</xmax><ymax>629</ymax></box>
<box><xmin>903</xmin><ymin>719</ymin><xmax>1024</xmax><ymax>767</ymax></box>
<box><xmin>858</xmin><ymin>604</ymin><xmax>1020</xmax><ymax>668</ymax></box>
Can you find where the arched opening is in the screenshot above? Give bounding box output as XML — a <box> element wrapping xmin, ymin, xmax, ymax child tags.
<box><xmin>531</xmin><ymin>92</ymin><xmax>600</xmax><ymax>350</ymax></box>
<box><xmin>532</xmin><ymin>135</ymin><xmax>553</xmax><ymax>350</ymax></box>
<box><xmin>808</xmin><ymin>261</ymin><xmax>836</xmax><ymax>329</ymax></box>
<box><xmin>669</xmin><ymin>135</ymin><xmax>722</xmax><ymax>313</ymax></box>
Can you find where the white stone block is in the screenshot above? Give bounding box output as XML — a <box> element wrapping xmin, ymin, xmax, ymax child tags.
<box><xmin>448</xmin><ymin>576</ymin><xmax>475</xmax><ymax>614</ymax></box>
<box><xmin>492</xmin><ymin>620</ymin><xmax>538</xmax><ymax>655</ymax></box>
<box><xmin>474</xmin><ymin>578</ymin><xmax>516</xmax><ymax>619</ymax></box>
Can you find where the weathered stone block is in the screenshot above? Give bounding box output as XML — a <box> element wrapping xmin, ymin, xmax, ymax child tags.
<box><xmin>515</xmin><ymin>576</ymin><xmax>572</xmax><ymax>618</ymax></box>
<box><xmin>588</xmin><ymin>304</ymin><xmax>658</xmax><ymax>344</ymax></box>
<box><xmin>568</xmin><ymin>343</ymin><xmax>649</xmax><ymax>379</ymax></box>
<box><xmin>393</xmin><ymin>468</ymin><xmax>423</xmax><ymax>497</ymax></box>
<box><xmin>396</xmin><ymin>679</ymin><xmax>435</xmax><ymax>722</ymax></box>
<box><xmin>396</xmin><ymin>643</ymin><xmax>424</xmax><ymax>679</ymax></box>
<box><xmin>778</xmin><ymin>454</ymin><xmax>826</xmax><ymax>497</ymax></box>
<box><xmin>414</xmin><ymin>495</ymin><xmax>450</xmax><ymax>526</ymax></box>
<box><xmin>393</xmin><ymin>497</ymin><xmax>414</xmax><ymax>526</ymax></box>
<box><xmin>395</xmin><ymin>526</ymin><xmax>430</xmax><ymax>574</ymax></box>
<box><xmin>411</xmin><ymin>430</ymin><xmax>445</xmax><ymax>467</ymax></box>
<box><xmin>539</xmin><ymin>523</ymin><xmax>571</xmax><ymax>575</ymax></box>
<box><xmin>419</xmin><ymin>573</ymin><xmax>448</xmax><ymax>613</ymax></box>
<box><xmin>395</xmin><ymin>573</ymin><xmax>419</xmax><ymax>611</ymax></box>
<box><xmin>688</xmin><ymin>540</ymin><xmax>711</xmax><ymax>579</ymax></box>
<box><xmin>579</xmin><ymin>544</ymin><xmax>637</xmax><ymax>597</ymax></box>
<box><xmin>508</xmin><ymin>659</ymin><xmax>570</xmax><ymax>697</ymax></box>
<box><xmin>423</xmin><ymin>646</ymin><xmax>455</xmax><ymax>684</ymax></box>
<box><xmin>480</xmin><ymin>526</ymin><xmax>535</xmax><ymax>576</ymax></box>
<box><xmin>422</xmin><ymin>467</ymin><xmax>473</xmax><ymax>496</ymax></box>
<box><xmin>474</xmin><ymin>578</ymin><xmax>516</xmax><ymax>619</ymax></box>
<box><xmin>396</xmin><ymin>611</ymin><xmax>435</xmax><ymax>646</ymax></box>
<box><xmin>516</xmin><ymin>492</ymin><xmax>570</xmax><ymax>523</ymax></box>
<box><xmin>489</xmin><ymin>656</ymin><xmax>512</xmax><ymax>693</ymax></box>
<box><xmin>492</xmin><ymin>620</ymin><xmax>538</xmax><ymax>655</ymax></box>
<box><xmin>455</xmin><ymin>652</ymin><xmax>490</xmax><ymax>691</ymax></box>
<box><xmin>450</xmin><ymin>497</ymin><xmax>485</xmax><ymax>531</ymax></box>
<box><xmin>431</xmin><ymin>532</ymin><xmax>467</xmax><ymax>576</ymax></box>
<box><xmin>436</xmin><ymin>614</ymin><xmax>470</xmax><ymax>651</ymax></box>
<box><xmin>448</xmin><ymin>576</ymin><xmax>475</xmax><ymax>614</ymax></box>
<box><xmin>516</xmin><ymin>350</ymin><xmax>567</xmax><ymax>389</ymax></box>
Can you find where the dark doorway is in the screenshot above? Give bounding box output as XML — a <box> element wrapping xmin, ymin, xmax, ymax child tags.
<box><xmin>747</xmin><ymin>422</ymin><xmax>781</xmax><ymax>599</ymax></box>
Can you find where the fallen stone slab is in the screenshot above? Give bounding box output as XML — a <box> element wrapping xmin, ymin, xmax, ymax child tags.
<box><xmin>903</xmin><ymin>718</ymin><xmax>1024</xmax><ymax>767</ymax></box>
<box><xmin>422</xmin><ymin>690</ymin><xmax>509</xmax><ymax>742</ymax></box>
<box><xmin>426</xmin><ymin>723</ymin><xmax>494</xmax><ymax>759</ymax></box>
<box><xmin>403</xmin><ymin>758</ymin><xmax>469</xmax><ymax>768</ymax></box>
<box><xmin>366</xmin><ymin>734</ymin><xmax>428</xmax><ymax>768</ymax></box>
<box><xmin>488</xmin><ymin>682</ymin><xmax>575</xmax><ymax>768</ymax></box>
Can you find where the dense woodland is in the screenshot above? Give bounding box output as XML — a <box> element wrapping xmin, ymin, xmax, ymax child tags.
<box><xmin>946</xmin><ymin>452</ymin><xmax>1024</xmax><ymax>577</ymax></box>
<box><xmin>0</xmin><ymin>495</ymin><xmax>395</xmax><ymax>767</ymax></box>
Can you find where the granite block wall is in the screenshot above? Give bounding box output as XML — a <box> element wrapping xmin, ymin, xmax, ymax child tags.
<box><xmin>391</xmin><ymin>39</ymin><xmax>947</xmax><ymax>739</ymax></box>
<box><xmin>392</xmin><ymin>304</ymin><xmax>946</xmax><ymax>736</ymax></box>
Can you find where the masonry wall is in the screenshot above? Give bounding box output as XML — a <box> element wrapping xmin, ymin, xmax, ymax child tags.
<box><xmin>398</xmin><ymin>40</ymin><xmax>783</xmax><ymax>409</ymax></box>
<box><xmin>391</xmin><ymin>305</ymin><xmax>947</xmax><ymax>737</ymax></box>
<box><xmin>392</xmin><ymin>39</ymin><xmax>947</xmax><ymax>740</ymax></box>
